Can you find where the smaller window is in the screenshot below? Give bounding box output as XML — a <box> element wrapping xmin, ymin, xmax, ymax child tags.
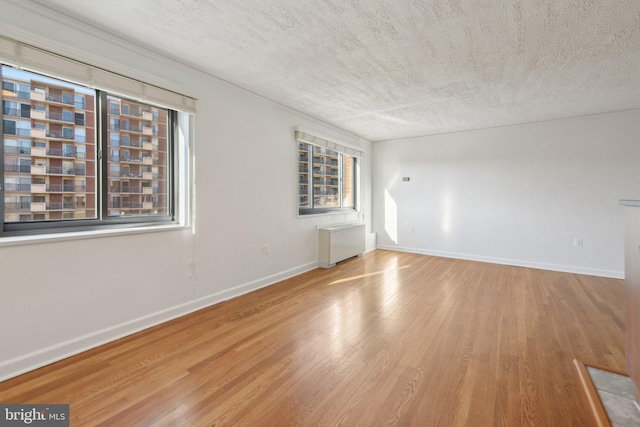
<box><xmin>297</xmin><ymin>140</ymin><xmax>358</xmax><ymax>215</ymax></box>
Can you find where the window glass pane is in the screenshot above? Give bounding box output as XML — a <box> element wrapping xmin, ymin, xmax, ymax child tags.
<box><xmin>2</xmin><ymin>65</ymin><xmax>97</xmax><ymax>223</ymax></box>
<box><xmin>2</xmin><ymin>100</ymin><xmax>16</xmax><ymax>116</ymax></box>
<box><xmin>62</xmin><ymin>127</ymin><xmax>73</xmax><ymax>139</ymax></box>
<box><xmin>62</xmin><ymin>144</ymin><xmax>74</xmax><ymax>158</ymax></box>
<box><xmin>74</xmin><ymin>112</ymin><xmax>85</xmax><ymax>126</ymax></box>
<box><xmin>312</xmin><ymin>146</ymin><xmax>340</xmax><ymax>209</ymax></box>
<box><xmin>74</xmin><ymin>162</ymin><xmax>85</xmax><ymax>176</ymax></box>
<box><xmin>62</xmin><ymin>93</ymin><xmax>73</xmax><ymax>105</ymax></box>
<box><xmin>106</xmin><ymin>95</ymin><xmax>169</xmax><ymax>217</ymax></box>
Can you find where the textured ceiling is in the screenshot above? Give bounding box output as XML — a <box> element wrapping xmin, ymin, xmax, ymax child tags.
<box><xmin>31</xmin><ymin>0</ymin><xmax>640</xmax><ymax>141</ymax></box>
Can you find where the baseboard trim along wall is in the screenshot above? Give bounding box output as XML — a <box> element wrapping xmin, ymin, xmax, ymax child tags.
<box><xmin>376</xmin><ymin>245</ymin><xmax>623</xmax><ymax>279</ymax></box>
<box><xmin>0</xmin><ymin>261</ymin><xmax>319</xmax><ymax>382</ymax></box>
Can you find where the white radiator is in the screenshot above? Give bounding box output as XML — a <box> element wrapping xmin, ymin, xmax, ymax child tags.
<box><xmin>318</xmin><ymin>223</ymin><xmax>366</xmax><ymax>268</ymax></box>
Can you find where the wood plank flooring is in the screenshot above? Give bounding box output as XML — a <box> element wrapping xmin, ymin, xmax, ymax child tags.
<box><xmin>0</xmin><ymin>250</ymin><xmax>626</xmax><ymax>426</ymax></box>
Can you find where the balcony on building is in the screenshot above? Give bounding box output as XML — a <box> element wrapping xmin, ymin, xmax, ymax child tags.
<box><xmin>4</xmin><ymin>164</ymin><xmax>31</xmax><ymax>174</ymax></box>
<box><xmin>47</xmin><ymin>184</ymin><xmax>85</xmax><ymax>193</ymax></box>
<box><xmin>30</xmin><ymin>165</ymin><xmax>45</xmax><ymax>175</ymax></box>
<box><xmin>43</xmin><ymin>93</ymin><xmax>75</xmax><ymax>106</ymax></box>
<box><xmin>45</xmin><ymin>111</ymin><xmax>78</xmax><ymax>125</ymax></box>
<box><xmin>2</xmin><ymin>106</ymin><xmax>30</xmax><ymax>118</ymax></box>
<box><xmin>30</xmin><ymin>109</ymin><xmax>46</xmax><ymax>120</ymax></box>
<box><xmin>3</xmin><ymin>145</ymin><xmax>31</xmax><ymax>155</ymax></box>
<box><xmin>31</xmin><ymin>146</ymin><xmax>46</xmax><ymax>157</ymax></box>
<box><xmin>45</xmin><ymin>130</ymin><xmax>75</xmax><ymax>142</ymax></box>
<box><xmin>31</xmin><ymin>128</ymin><xmax>46</xmax><ymax>139</ymax></box>
<box><xmin>30</xmin><ymin>90</ymin><xmax>45</xmax><ymax>102</ymax></box>
<box><xmin>5</xmin><ymin>202</ymin><xmax>31</xmax><ymax>211</ymax></box>
<box><xmin>4</xmin><ymin>183</ymin><xmax>31</xmax><ymax>193</ymax></box>
<box><xmin>30</xmin><ymin>202</ymin><xmax>46</xmax><ymax>212</ymax></box>
<box><xmin>46</xmin><ymin>148</ymin><xmax>77</xmax><ymax>159</ymax></box>
<box><xmin>31</xmin><ymin>183</ymin><xmax>46</xmax><ymax>193</ymax></box>
<box><xmin>46</xmin><ymin>202</ymin><xmax>78</xmax><ymax>211</ymax></box>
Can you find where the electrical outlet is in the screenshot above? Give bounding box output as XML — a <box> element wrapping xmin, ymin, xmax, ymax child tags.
<box><xmin>573</xmin><ymin>238</ymin><xmax>583</xmax><ymax>247</ymax></box>
<box><xmin>410</xmin><ymin>227</ymin><xmax>415</xmax><ymax>234</ymax></box>
<box><xmin>188</xmin><ymin>262</ymin><xmax>198</xmax><ymax>284</ymax></box>
<box><xmin>263</xmin><ymin>244</ymin><xmax>269</xmax><ymax>255</ymax></box>
<box><xmin>402</xmin><ymin>177</ymin><xmax>410</xmax><ymax>182</ymax></box>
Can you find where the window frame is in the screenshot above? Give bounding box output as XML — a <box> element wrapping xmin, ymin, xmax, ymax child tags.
<box><xmin>297</xmin><ymin>140</ymin><xmax>359</xmax><ymax>216</ymax></box>
<box><xmin>0</xmin><ymin>64</ymin><xmax>183</xmax><ymax>238</ymax></box>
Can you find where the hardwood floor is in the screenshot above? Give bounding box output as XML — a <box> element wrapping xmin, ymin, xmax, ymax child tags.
<box><xmin>0</xmin><ymin>250</ymin><xmax>626</xmax><ymax>426</ymax></box>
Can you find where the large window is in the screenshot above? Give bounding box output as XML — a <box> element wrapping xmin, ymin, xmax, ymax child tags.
<box><xmin>297</xmin><ymin>131</ymin><xmax>360</xmax><ymax>215</ymax></box>
<box><xmin>0</xmin><ymin>63</ymin><xmax>187</xmax><ymax>236</ymax></box>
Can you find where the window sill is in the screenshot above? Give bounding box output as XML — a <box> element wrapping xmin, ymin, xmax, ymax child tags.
<box><xmin>298</xmin><ymin>209</ymin><xmax>359</xmax><ymax>218</ymax></box>
<box><xmin>0</xmin><ymin>223</ymin><xmax>191</xmax><ymax>247</ymax></box>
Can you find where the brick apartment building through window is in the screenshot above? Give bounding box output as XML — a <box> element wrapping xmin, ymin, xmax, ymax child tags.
<box><xmin>1</xmin><ymin>64</ymin><xmax>176</xmax><ymax>234</ymax></box>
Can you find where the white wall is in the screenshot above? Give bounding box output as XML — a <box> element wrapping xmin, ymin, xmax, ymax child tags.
<box><xmin>0</xmin><ymin>1</ymin><xmax>373</xmax><ymax>381</ymax></box>
<box><xmin>373</xmin><ymin>110</ymin><xmax>640</xmax><ymax>278</ymax></box>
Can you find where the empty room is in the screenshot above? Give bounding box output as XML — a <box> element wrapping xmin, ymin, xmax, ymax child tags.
<box><xmin>1</xmin><ymin>0</ymin><xmax>639</xmax><ymax>426</ymax></box>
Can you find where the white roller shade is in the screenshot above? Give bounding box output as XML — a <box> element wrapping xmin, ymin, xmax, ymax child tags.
<box><xmin>0</xmin><ymin>36</ymin><xmax>196</xmax><ymax>113</ymax></box>
<box><xmin>295</xmin><ymin>130</ymin><xmax>363</xmax><ymax>158</ymax></box>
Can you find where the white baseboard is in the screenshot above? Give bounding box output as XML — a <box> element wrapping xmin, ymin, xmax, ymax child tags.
<box><xmin>0</xmin><ymin>261</ymin><xmax>318</xmax><ymax>382</ymax></box>
<box><xmin>376</xmin><ymin>245</ymin><xmax>623</xmax><ymax>279</ymax></box>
